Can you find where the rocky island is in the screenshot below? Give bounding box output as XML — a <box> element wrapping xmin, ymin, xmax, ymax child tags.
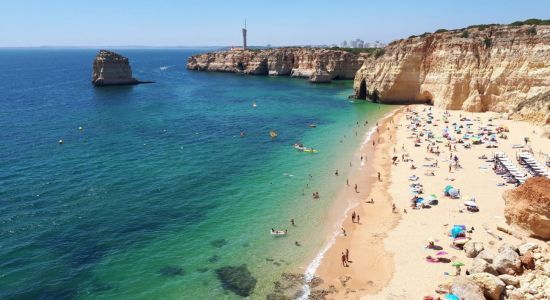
<box><xmin>353</xmin><ymin>24</ymin><xmax>550</xmax><ymax>123</ymax></box>
<box><xmin>186</xmin><ymin>48</ymin><xmax>365</xmax><ymax>83</ymax></box>
<box><xmin>92</xmin><ymin>50</ymin><xmax>151</xmax><ymax>86</ymax></box>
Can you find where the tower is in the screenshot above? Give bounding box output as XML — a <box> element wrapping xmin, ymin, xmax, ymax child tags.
<box><xmin>242</xmin><ymin>20</ymin><xmax>247</xmax><ymax>50</ymax></box>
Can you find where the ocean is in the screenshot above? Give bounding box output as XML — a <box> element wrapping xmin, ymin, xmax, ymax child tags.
<box><xmin>0</xmin><ymin>49</ymin><xmax>393</xmax><ymax>299</ymax></box>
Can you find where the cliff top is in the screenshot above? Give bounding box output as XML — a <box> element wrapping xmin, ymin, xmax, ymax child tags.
<box><xmin>391</xmin><ymin>23</ymin><xmax>550</xmax><ymax>46</ymax></box>
<box><xmin>95</xmin><ymin>50</ymin><xmax>129</xmax><ymax>63</ymax></box>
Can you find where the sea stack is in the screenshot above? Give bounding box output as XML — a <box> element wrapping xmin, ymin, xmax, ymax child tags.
<box><xmin>92</xmin><ymin>50</ymin><xmax>148</xmax><ymax>86</ymax></box>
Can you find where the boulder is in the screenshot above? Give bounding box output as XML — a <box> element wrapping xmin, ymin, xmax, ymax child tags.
<box><xmin>477</xmin><ymin>250</ymin><xmax>495</xmax><ymax>263</ymax></box>
<box><xmin>498</xmin><ymin>243</ymin><xmax>518</xmax><ymax>254</ymax></box>
<box><xmin>469</xmin><ymin>258</ymin><xmax>497</xmax><ymax>275</ymax></box>
<box><xmin>468</xmin><ymin>273</ymin><xmax>505</xmax><ymax>300</ymax></box>
<box><xmin>498</xmin><ymin>274</ymin><xmax>520</xmax><ymax>287</ymax></box>
<box><xmin>451</xmin><ymin>276</ymin><xmax>485</xmax><ymax>300</ymax></box>
<box><xmin>520</xmin><ymin>251</ymin><xmax>536</xmax><ymax>270</ymax></box>
<box><xmin>464</xmin><ymin>241</ymin><xmax>485</xmax><ymax>258</ymax></box>
<box><xmin>494</xmin><ymin>249</ymin><xmax>523</xmax><ymax>275</ymax></box>
<box><xmin>518</xmin><ymin>242</ymin><xmax>539</xmax><ymax>255</ymax></box>
<box><xmin>503</xmin><ymin>177</ymin><xmax>550</xmax><ymax>240</ymax></box>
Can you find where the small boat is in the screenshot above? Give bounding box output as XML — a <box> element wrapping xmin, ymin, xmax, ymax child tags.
<box><xmin>271</xmin><ymin>229</ymin><xmax>287</xmax><ymax>236</ymax></box>
<box><xmin>308</xmin><ymin>124</ymin><xmax>317</xmax><ymax>128</ymax></box>
<box><xmin>270</xmin><ymin>131</ymin><xmax>278</xmax><ymax>138</ymax></box>
<box><xmin>252</xmin><ymin>101</ymin><xmax>257</xmax><ymax>108</ymax></box>
<box><xmin>303</xmin><ymin>148</ymin><xmax>319</xmax><ymax>153</ymax></box>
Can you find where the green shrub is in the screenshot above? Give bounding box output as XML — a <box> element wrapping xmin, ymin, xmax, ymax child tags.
<box><xmin>461</xmin><ymin>30</ymin><xmax>470</xmax><ymax>38</ymax></box>
<box><xmin>435</xmin><ymin>29</ymin><xmax>448</xmax><ymax>33</ymax></box>
<box><xmin>527</xmin><ymin>26</ymin><xmax>537</xmax><ymax>36</ymax></box>
<box><xmin>483</xmin><ymin>37</ymin><xmax>492</xmax><ymax>48</ymax></box>
<box><xmin>373</xmin><ymin>49</ymin><xmax>385</xmax><ymax>59</ymax></box>
<box><xmin>420</xmin><ymin>32</ymin><xmax>431</xmax><ymax>37</ymax></box>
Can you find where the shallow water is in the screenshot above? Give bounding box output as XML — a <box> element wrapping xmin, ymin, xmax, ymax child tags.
<box><xmin>0</xmin><ymin>49</ymin><xmax>393</xmax><ymax>299</ymax></box>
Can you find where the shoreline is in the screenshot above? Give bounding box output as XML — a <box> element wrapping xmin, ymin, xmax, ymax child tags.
<box><xmin>300</xmin><ymin>107</ymin><xmax>403</xmax><ymax>299</ymax></box>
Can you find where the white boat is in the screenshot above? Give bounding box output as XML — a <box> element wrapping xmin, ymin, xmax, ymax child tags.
<box><xmin>271</xmin><ymin>229</ymin><xmax>287</xmax><ymax>235</ymax></box>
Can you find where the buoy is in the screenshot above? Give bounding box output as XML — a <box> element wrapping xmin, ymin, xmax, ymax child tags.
<box><xmin>78</xmin><ymin>126</ymin><xmax>83</xmax><ymax>131</ymax></box>
<box><xmin>270</xmin><ymin>131</ymin><xmax>278</xmax><ymax>138</ymax></box>
<box><xmin>58</xmin><ymin>139</ymin><xmax>64</xmax><ymax>144</ymax></box>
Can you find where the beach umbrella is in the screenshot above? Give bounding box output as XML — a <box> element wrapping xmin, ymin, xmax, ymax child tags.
<box><xmin>444</xmin><ymin>185</ymin><xmax>453</xmax><ymax>193</ymax></box>
<box><xmin>451</xmin><ymin>226</ymin><xmax>464</xmax><ymax>238</ymax></box>
<box><xmin>464</xmin><ymin>200</ymin><xmax>477</xmax><ymax>207</ymax></box>
<box><xmin>444</xmin><ymin>294</ymin><xmax>460</xmax><ymax>300</ymax></box>
<box><xmin>451</xmin><ymin>261</ymin><xmax>465</xmax><ymax>267</ymax></box>
<box><xmin>436</xmin><ymin>251</ymin><xmax>448</xmax><ymax>256</ymax></box>
<box><xmin>449</xmin><ymin>188</ymin><xmax>460</xmax><ymax>198</ymax></box>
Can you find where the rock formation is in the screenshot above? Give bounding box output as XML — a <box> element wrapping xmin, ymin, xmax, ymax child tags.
<box><xmin>92</xmin><ymin>50</ymin><xmax>149</xmax><ymax>86</ymax></box>
<box><xmin>353</xmin><ymin>25</ymin><xmax>550</xmax><ymax>123</ymax></box>
<box><xmin>503</xmin><ymin>176</ymin><xmax>550</xmax><ymax>240</ymax></box>
<box><xmin>186</xmin><ymin>48</ymin><xmax>364</xmax><ymax>83</ymax></box>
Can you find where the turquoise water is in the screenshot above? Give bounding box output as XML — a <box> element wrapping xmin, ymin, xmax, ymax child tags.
<box><xmin>0</xmin><ymin>49</ymin><xmax>393</xmax><ymax>299</ymax></box>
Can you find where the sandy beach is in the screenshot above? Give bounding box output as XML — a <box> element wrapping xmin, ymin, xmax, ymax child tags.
<box><xmin>313</xmin><ymin>104</ymin><xmax>550</xmax><ymax>299</ymax></box>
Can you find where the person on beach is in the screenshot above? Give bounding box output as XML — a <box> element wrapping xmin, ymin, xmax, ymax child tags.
<box><xmin>335</xmin><ymin>169</ymin><xmax>339</xmax><ymax>176</ymax></box>
<box><xmin>346</xmin><ymin>179</ymin><xmax>349</xmax><ymax>186</ymax></box>
<box><xmin>341</xmin><ymin>227</ymin><xmax>346</xmax><ymax>236</ymax></box>
<box><xmin>372</xmin><ymin>140</ymin><xmax>375</xmax><ymax>147</ymax></box>
<box><xmin>449</xmin><ymin>163</ymin><xmax>452</xmax><ymax>173</ymax></box>
<box><xmin>360</xmin><ymin>155</ymin><xmax>363</xmax><ymax>162</ymax></box>
<box><xmin>392</xmin><ymin>203</ymin><xmax>396</xmax><ymax>212</ymax></box>
<box><xmin>370</xmin><ymin>198</ymin><xmax>374</xmax><ymax>203</ymax></box>
<box><xmin>377</xmin><ymin>172</ymin><xmax>381</xmax><ymax>181</ymax></box>
<box><xmin>341</xmin><ymin>253</ymin><xmax>348</xmax><ymax>267</ymax></box>
<box><xmin>354</xmin><ymin>184</ymin><xmax>358</xmax><ymax>193</ymax></box>
<box><xmin>349</xmin><ymin>161</ymin><xmax>352</xmax><ymax>167</ymax></box>
<box><xmin>291</xmin><ymin>219</ymin><xmax>295</xmax><ymax>226</ymax></box>
<box><xmin>345</xmin><ymin>249</ymin><xmax>350</xmax><ymax>262</ymax></box>
<box><xmin>356</xmin><ymin>215</ymin><xmax>360</xmax><ymax>223</ymax></box>
<box><xmin>352</xmin><ymin>211</ymin><xmax>356</xmax><ymax>223</ymax></box>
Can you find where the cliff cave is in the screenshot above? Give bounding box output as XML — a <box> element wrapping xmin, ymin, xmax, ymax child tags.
<box><xmin>358</xmin><ymin>79</ymin><xmax>367</xmax><ymax>100</ymax></box>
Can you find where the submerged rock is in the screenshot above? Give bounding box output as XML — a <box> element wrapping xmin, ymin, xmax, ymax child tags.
<box><xmin>158</xmin><ymin>266</ymin><xmax>185</xmax><ymax>277</ymax></box>
<box><xmin>210</xmin><ymin>239</ymin><xmax>228</xmax><ymax>248</ymax></box>
<box><xmin>215</xmin><ymin>265</ymin><xmax>257</xmax><ymax>297</ymax></box>
<box><xmin>92</xmin><ymin>50</ymin><xmax>151</xmax><ymax>86</ymax></box>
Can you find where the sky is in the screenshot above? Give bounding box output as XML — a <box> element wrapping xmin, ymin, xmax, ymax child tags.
<box><xmin>1</xmin><ymin>0</ymin><xmax>549</xmax><ymax>47</ymax></box>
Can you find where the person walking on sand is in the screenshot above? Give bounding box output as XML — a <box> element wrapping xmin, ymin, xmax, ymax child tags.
<box><xmin>392</xmin><ymin>203</ymin><xmax>396</xmax><ymax>212</ymax></box>
<box><xmin>356</xmin><ymin>215</ymin><xmax>360</xmax><ymax>223</ymax></box>
<box><xmin>377</xmin><ymin>172</ymin><xmax>381</xmax><ymax>181</ymax></box>
<box><xmin>352</xmin><ymin>211</ymin><xmax>356</xmax><ymax>223</ymax></box>
<box><xmin>335</xmin><ymin>169</ymin><xmax>339</xmax><ymax>176</ymax></box>
<box><xmin>341</xmin><ymin>253</ymin><xmax>348</xmax><ymax>267</ymax></box>
<box><xmin>354</xmin><ymin>184</ymin><xmax>358</xmax><ymax>193</ymax></box>
<box><xmin>346</xmin><ymin>179</ymin><xmax>349</xmax><ymax>186</ymax></box>
<box><xmin>449</xmin><ymin>163</ymin><xmax>452</xmax><ymax>173</ymax></box>
<box><xmin>341</xmin><ymin>227</ymin><xmax>346</xmax><ymax>236</ymax></box>
<box><xmin>345</xmin><ymin>249</ymin><xmax>350</xmax><ymax>262</ymax></box>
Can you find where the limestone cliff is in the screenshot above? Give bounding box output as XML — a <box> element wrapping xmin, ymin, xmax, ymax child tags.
<box><xmin>354</xmin><ymin>25</ymin><xmax>550</xmax><ymax>123</ymax></box>
<box><xmin>186</xmin><ymin>48</ymin><xmax>364</xmax><ymax>83</ymax></box>
<box><xmin>92</xmin><ymin>50</ymin><xmax>149</xmax><ymax>86</ymax></box>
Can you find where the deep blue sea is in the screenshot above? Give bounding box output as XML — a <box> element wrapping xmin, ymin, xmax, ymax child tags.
<box><xmin>0</xmin><ymin>49</ymin><xmax>392</xmax><ymax>299</ymax></box>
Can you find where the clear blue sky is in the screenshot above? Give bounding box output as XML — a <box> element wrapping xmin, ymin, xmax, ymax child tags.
<box><xmin>1</xmin><ymin>0</ymin><xmax>548</xmax><ymax>47</ymax></box>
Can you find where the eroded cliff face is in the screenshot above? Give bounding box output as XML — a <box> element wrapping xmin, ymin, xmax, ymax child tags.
<box><xmin>354</xmin><ymin>25</ymin><xmax>550</xmax><ymax>123</ymax></box>
<box><xmin>92</xmin><ymin>50</ymin><xmax>141</xmax><ymax>86</ymax></box>
<box><xmin>186</xmin><ymin>48</ymin><xmax>364</xmax><ymax>83</ymax></box>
